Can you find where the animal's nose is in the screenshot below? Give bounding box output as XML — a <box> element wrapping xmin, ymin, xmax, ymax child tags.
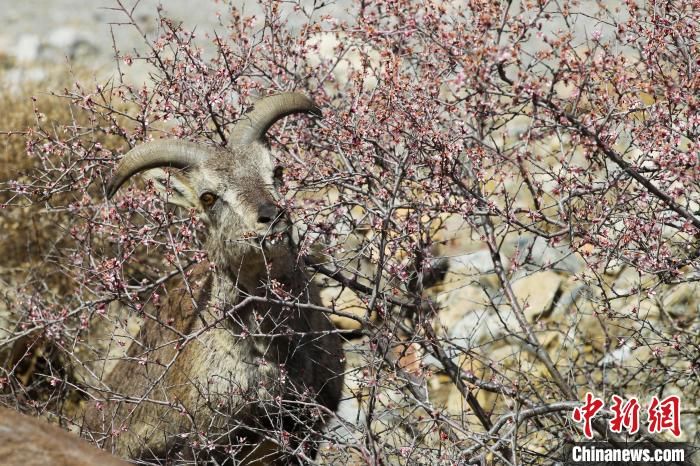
<box><xmin>257</xmin><ymin>202</ymin><xmax>280</xmax><ymax>224</ymax></box>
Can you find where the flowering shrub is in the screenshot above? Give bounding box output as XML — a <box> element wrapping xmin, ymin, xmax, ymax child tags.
<box><xmin>1</xmin><ymin>0</ymin><xmax>698</xmax><ymax>464</ymax></box>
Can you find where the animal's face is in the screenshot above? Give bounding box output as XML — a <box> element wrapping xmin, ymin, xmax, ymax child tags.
<box><xmin>105</xmin><ymin>92</ymin><xmax>319</xmax><ymax>287</ymax></box>
<box><xmin>148</xmin><ymin>143</ymin><xmax>293</xmax><ymax>285</ymax></box>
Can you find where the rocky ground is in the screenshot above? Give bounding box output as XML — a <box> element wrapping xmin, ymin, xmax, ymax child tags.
<box><xmin>0</xmin><ymin>0</ymin><xmax>357</xmax><ymax>87</ymax></box>
<box><xmin>1</xmin><ymin>0</ymin><xmax>220</xmax><ymax>83</ymax></box>
<box><xmin>0</xmin><ymin>0</ymin><xmax>610</xmax><ymax>86</ymax></box>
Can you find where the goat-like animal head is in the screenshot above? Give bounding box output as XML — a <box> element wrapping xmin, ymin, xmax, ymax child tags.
<box><xmin>106</xmin><ymin>92</ymin><xmax>320</xmax><ymax>286</ymax></box>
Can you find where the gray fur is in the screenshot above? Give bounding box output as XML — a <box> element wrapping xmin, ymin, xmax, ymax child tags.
<box><xmin>83</xmin><ymin>93</ymin><xmax>344</xmax><ymax>464</ymax></box>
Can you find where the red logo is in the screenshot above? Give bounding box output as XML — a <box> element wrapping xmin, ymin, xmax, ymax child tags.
<box><xmin>572</xmin><ymin>393</ymin><xmax>682</xmax><ymax>438</ymax></box>
<box><xmin>609</xmin><ymin>395</ymin><xmax>640</xmax><ymax>434</ymax></box>
<box><xmin>647</xmin><ymin>395</ymin><xmax>681</xmax><ymax>437</ymax></box>
<box><xmin>572</xmin><ymin>392</ymin><xmax>604</xmax><ymax>439</ymax></box>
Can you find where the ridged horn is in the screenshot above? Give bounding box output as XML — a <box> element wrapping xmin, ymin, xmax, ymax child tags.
<box><xmin>230</xmin><ymin>92</ymin><xmax>321</xmax><ymax>145</ymax></box>
<box><xmin>106</xmin><ymin>140</ymin><xmax>218</xmax><ymax>198</ymax></box>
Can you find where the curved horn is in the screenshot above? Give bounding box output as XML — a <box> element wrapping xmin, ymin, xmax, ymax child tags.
<box><xmin>230</xmin><ymin>92</ymin><xmax>321</xmax><ymax>145</ymax></box>
<box><xmin>106</xmin><ymin>140</ymin><xmax>218</xmax><ymax>198</ymax></box>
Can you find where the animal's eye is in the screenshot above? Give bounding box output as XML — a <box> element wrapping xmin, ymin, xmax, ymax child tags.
<box><xmin>199</xmin><ymin>192</ymin><xmax>218</xmax><ymax>208</ymax></box>
<box><xmin>273</xmin><ymin>165</ymin><xmax>284</xmax><ymax>183</ymax></box>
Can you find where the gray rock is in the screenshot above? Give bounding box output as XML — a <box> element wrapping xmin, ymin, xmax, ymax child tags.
<box><xmin>2</xmin><ymin>68</ymin><xmax>48</xmax><ymax>89</ymax></box>
<box><xmin>598</xmin><ymin>343</ymin><xmax>633</xmax><ymax>367</ymax></box>
<box><xmin>447</xmin><ymin>250</ymin><xmax>496</xmax><ymax>275</ymax></box>
<box><xmin>44</xmin><ymin>27</ymin><xmax>98</xmax><ymax>60</ymax></box>
<box><xmin>14</xmin><ymin>34</ymin><xmax>41</xmax><ymax>62</ymax></box>
<box><xmin>514</xmin><ymin>236</ymin><xmax>584</xmax><ymax>274</ymax></box>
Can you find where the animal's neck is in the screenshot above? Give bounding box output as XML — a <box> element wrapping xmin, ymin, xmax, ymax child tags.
<box><xmin>209</xmin><ymin>256</ymin><xmax>308</xmax><ymax>330</ymax></box>
<box><xmin>215</xmin><ymin>260</ymin><xmax>300</xmax><ymax>298</ymax></box>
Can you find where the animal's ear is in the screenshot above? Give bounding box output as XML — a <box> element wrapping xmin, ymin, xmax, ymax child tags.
<box><xmin>142</xmin><ymin>168</ymin><xmax>199</xmax><ymax>210</ymax></box>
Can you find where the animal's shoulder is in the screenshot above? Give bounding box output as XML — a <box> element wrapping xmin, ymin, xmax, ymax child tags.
<box><xmin>164</xmin><ymin>262</ymin><xmax>213</xmax><ymax>313</ymax></box>
<box><xmin>138</xmin><ymin>262</ymin><xmax>213</xmax><ymax>347</ymax></box>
